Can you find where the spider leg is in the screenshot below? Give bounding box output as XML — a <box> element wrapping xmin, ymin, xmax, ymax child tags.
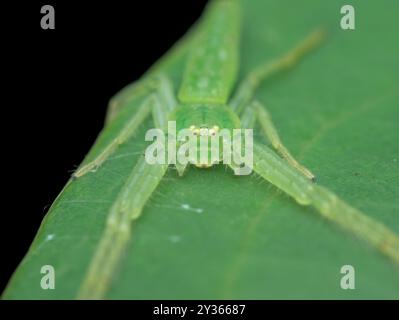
<box><xmin>230</xmin><ymin>29</ymin><xmax>325</xmax><ymax>113</ymax></box>
<box><xmin>175</xmin><ymin>161</ymin><xmax>189</xmax><ymax>177</ymax></box>
<box><xmin>73</xmin><ymin>75</ymin><xmax>176</xmax><ymax>179</ymax></box>
<box><xmin>246</xmin><ymin>142</ymin><xmax>399</xmax><ymax>266</ymax></box>
<box><xmin>241</xmin><ymin>100</ymin><xmax>315</xmax><ymax>180</ymax></box>
<box><xmin>231</xmin><ymin>29</ymin><xmax>399</xmax><ymax>264</ymax></box>
<box><xmin>106</xmin><ymin>77</ymin><xmax>159</xmax><ymax>123</ymax></box>
<box><xmin>77</xmin><ymin>76</ymin><xmax>176</xmax><ymax>299</ymax></box>
<box><xmin>77</xmin><ymin>156</ymin><xmax>169</xmax><ymax>299</ymax></box>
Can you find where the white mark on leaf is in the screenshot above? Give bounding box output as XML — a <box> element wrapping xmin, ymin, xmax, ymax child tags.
<box><xmin>46</xmin><ymin>234</ymin><xmax>55</xmax><ymax>241</ymax></box>
<box><xmin>181</xmin><ymin>203</ymin><xmax>203</xmax><ymax>214</ymax></box>
<box><xmin>169</xmin><ymin>235</ymin><xmax>181</xmax><ymax>243</ymax></box>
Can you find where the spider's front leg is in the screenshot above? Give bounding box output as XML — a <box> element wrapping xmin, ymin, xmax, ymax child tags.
<box><xmin>235</xmin><ymin>104</ymin><xmax>399</xmax><ymax>266</ymax></box>
<box><xmin>240</xmin><ymin>100</ymin><xmax>315</xmax><ymax>180</ymax></box>
<box><xmin>77</xmin><ymin>75</ymin><xmax>176</xmax><ymax>299</ymax></box>
<box><xmin>242</xmin><ymin>141</ymin><xmax>399</xmax><ymax>266</ymax></box>
<box><xmin>73</xmin><ymin>74</ymin><xmax>175</xmax><ymax>179</ymax></box>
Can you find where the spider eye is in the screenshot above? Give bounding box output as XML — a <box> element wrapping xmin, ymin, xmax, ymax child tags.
<box><xmin>199</xmin><ymin>128</ymin><xmax>209</xmax><ymax>136</ymax></box>
<box><xmin>189</xmin><ymin>125</ymin><xmax>200</xmax><ymax>136</ymax></box>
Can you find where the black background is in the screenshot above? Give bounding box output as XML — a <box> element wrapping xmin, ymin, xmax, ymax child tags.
<box><xmin>2</xmin><ymin>1</ymin><xmax>207</xmax><ymax>293</ymax></box>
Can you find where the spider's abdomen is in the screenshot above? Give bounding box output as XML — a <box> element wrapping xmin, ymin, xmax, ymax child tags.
<box><xmin>178</xmin><ymin>0</ymin><xmax>240</xmax><ymax>105</ymax></box>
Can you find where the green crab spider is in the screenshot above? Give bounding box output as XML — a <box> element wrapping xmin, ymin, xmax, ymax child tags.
<box><xmin>74</xmin><ymin>0</ymin><xmax>399</xmax><ymax>299</ymax></box>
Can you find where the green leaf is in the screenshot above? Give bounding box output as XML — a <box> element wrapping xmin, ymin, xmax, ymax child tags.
<box><xmin>3</xmin><ymin>0</ymin><xmax>399</xmax><ymax>299</ymax></box>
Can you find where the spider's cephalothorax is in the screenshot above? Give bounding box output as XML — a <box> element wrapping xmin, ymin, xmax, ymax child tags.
<box><xmin>172</xmin><ymin>103</ymin><xmax>241</xmax><ymax>168</ymax></box>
